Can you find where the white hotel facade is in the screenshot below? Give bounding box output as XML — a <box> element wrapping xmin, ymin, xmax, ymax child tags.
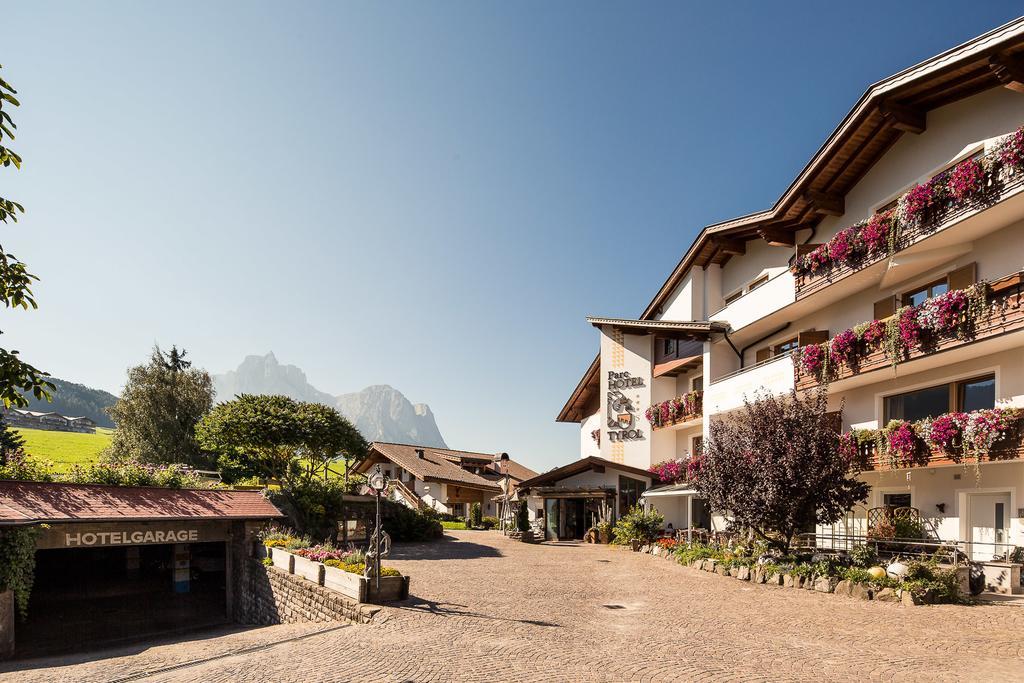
<box><xmin>556</xmin><ymin>19</ymin><xmax>1024</xmax><ymax>561</ymax></box>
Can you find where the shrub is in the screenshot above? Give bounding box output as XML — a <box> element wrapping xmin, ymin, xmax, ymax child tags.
<box><xmin>516</xmin><ymin>503</ymin><xmax>529</xmax><ymax>532</ymax></box>
<box><xmin>469</xmin><ymin>502</ymin><xmax>483</xmax><ymax>528</ymax></box>
<box><xmin>849</xmin><ymin>544</ymin><xmax>878</xmax><ymax>568</ymax></box>
<box><xmin>324</xmin><ymin>560</ymin><xmax>401</xmax><ymax>577</ymax></box>
<box><xmin>65</xmin><ymin>459</ymin><xmax>213</xmax><ymax>488</ymax></box>
<box><xmin>611</xmin><ymin>505</ymin><xmax>664</xmax><ymax>545</ymax></box>
<box><xmin>382</xmin><ymin>502</ymin><xmax>443</xmax><ymax>542</ymax></box>
<box><xmin>481</xmin><ymin>516</ymin><xmax>498</xmax><ymax>530</ymax></box>
<box><xmin>441</xmin><ymin>520</ymin><xmax>467</xmax><ymax>530</ymax></box>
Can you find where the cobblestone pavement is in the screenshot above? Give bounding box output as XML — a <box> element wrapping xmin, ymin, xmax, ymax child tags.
<box><xmin>5</xmin><ymin>530</ymin><xmax>1024</xmax><ymax>682</ymax></box>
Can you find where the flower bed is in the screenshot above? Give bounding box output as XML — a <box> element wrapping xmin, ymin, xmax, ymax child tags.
<box><xmin>792</xmin><ymin>125</ymin><xmax>1024</xmax><ymax>282</ymax></box>
<box><xmin>645</xmin><ymin>391</ymin><xmax>702</xmax><ymax>429</ymax></box>
<box><xmin>258</xmin><ymin>529</ymin><xmax>408</xmax><ymax>603</ymax></box>
<box><xmin>796</xmin><ymin>282</ymin><xmax>990</xmax><ymax>383</ymax></box>
<box><xmin>640</xmin><ymin>539</ymin><xmax>963</xmax><ymax>606</ymax></box>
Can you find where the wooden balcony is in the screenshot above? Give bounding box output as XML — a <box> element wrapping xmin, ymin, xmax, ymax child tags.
<box><xmin>854</xmin><ymin>421</ymin><xmax>1024</xmax><ymax>471</ymax></box>
<box><xmin>795</xmin><ymin>270</ymin><xmax>1024</xmax><ymax>391</ymax></box>
<box><xmin>794</xmin><ymin>166</ymin><xmax>1024</xmax><ymax>301</ymax></box>
<box><xmin>648</xmin><ymin>391</ymin><xmax>703</xmax><ymax>431</ymax></box>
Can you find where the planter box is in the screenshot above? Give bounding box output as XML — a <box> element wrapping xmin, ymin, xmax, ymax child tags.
<box><xmin>270</xmin><ymin>547</ymin><xmax>294</xmax><ymax>573</ymax></box>
<box><xmin>293</xmin><ymin>554</ymin><xmax>325</xmax><ymax>585</ymax></box>
<box><xmin>323</xmin><ymin>565</ymin><xmax>410</xmax><ymax>604</ymax></box>
<box><xmin>980</xmin><ymin>561</ymin><xmax>1023</xmax><ymax>595</ymax></box>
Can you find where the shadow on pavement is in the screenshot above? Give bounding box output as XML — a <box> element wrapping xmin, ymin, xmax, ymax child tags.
<box><xmin>389</xmin><ymin>534</ymin><xmax>504</xmax><ymax>561</ymax></box>
<box><xmin>393</xmin><ymin>598</ymin><xmax>560</xmax><ymax>628</ymax></box>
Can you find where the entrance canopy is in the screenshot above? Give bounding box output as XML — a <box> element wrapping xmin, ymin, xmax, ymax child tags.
<box><xmin>641</xmin><ymin>483</ymin><xmax>697</xmax><ymax>499</ymax></box>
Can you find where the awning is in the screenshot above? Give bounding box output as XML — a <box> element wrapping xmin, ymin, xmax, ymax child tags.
<box><xmin>641</xmin><ymin>483</ymin><xmax>697</xmax><ymax>498</ymax></box>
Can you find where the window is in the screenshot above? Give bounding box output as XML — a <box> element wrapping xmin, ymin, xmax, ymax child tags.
<box><xmin>618</xmin><ymin>476</ymin><xmax>647</xmax><ymax>516</ymax></box>
<box><xmin>724</xmin><ymin>290</ymin><xmax>743</xmax><ymax>305</ymax></box>
<box><xmin>748</xmin><ymin>274</ymin><xmax>769</xmax><ymax>291</ymax></box>
<box><xmin>692</xmin><ymin>436</ymin><xmax>703</xmax><ymax>456</ymax></box>
<box><xmin>902</xmin><ymin>278</ymin><xmax>949</xmax><ymax>308</ymax></box>
<box><xmin>691</xmin><ymin>376</ymin><xmax>703</xmax><ymax>392</ymax></box>
<box><xmin>663</xmin><ymin>338</ymin><xmax>676</xmax><ymax>356</ymax></box>
<box><xmin>882</xmin><ymin>492</ymin><xmax>911</xmax><ymax>508</ymax></box>
<box><xmin>774</xmin><ymin>337</ymin><xmax>799</xmax><ymax>356</ymax></box>
<box><xmin>884</xmin><ymin>374</ymin><xmax>995</xmax><ymax>423</ymax></box>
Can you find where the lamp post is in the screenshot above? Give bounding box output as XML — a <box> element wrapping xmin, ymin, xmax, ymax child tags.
<box><xmin>367</xmin><ymin>464</ymin><xmax>388</xmax><ymax>592</ymax></box>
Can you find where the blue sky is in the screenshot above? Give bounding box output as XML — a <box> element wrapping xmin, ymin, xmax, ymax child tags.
<box><xmin>2</xmin><ymin>2</ymin><xmax>1022</xmax><ymax>472</ymax></box>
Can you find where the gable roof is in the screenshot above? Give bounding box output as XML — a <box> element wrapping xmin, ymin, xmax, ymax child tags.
<box><xmin>0</xmin><ymin>481</ymin><xmax>283</xmax><ymax>525</ymax></box>
<box><xmin>359</xmin><ymin>442</ymin><xmax>503</xmax><ymax>491</ymax></box>
<box><xmin>517</xmin><ymin>456</ymin><xmax>652</xmax><ymax>491</ymax></box>
<box><xmin>560</xmin><ymin>19</ymin><xmax>1024</xmax><ymax>421</ymax></box>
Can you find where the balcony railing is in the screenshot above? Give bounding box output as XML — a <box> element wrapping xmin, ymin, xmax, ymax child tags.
<box><xmin>646</xmin><ymin>391</ymin><xmax>703</xmax><ymax>430</ymax></box>
<box><xmin>793</xmin><ymin>128</ymin><xmax>1024</xmax><ymax>300</ymax></box>
<box><xmin>795</xmin><ymin>269</ymin><xmax>1024</xmax><ymax>391</ymax></box>
<box><xmin>705</xmin><ymin>352</ymin><xmax>795</xmax><ymax>414</ymax></box>
<box><xmin>850</xmin><ymin>417</ymin><xmax>1024</xmax><ymax>471</ymax></box>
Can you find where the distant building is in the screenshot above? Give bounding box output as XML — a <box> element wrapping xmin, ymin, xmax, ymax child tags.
<box><xmin>356</xmin><ymin>442</ymin><xmax>537</xmax><ymax>519</ymax></box>
<box><xmin>3</xmin><ymin>408</ymin><xmax>98</xmax><ymax>434</ymax></box>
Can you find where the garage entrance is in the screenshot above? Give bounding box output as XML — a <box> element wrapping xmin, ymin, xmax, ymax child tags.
<box><xmin>17</xmin><ymin>541</ymin><xmax>228</xmax><ymax>657</ymax></box>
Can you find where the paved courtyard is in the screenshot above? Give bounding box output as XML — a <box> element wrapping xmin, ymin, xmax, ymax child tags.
<box><xmin>4</xmin><ymin>530</ymin><xmax>1024</xmax><ymax>682</ymax></box>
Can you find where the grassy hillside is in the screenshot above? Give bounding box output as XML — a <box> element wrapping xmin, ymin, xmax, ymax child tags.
<box><xmin>15</xmin><ymin>427</ymin><xmax>112</xmax><ymax>473</ymax></box>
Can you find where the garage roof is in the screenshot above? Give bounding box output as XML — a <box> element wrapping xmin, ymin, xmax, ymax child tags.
<box><xmin>0</xmin><ymin>481</ymin><xmax>284</xmax><ymax>525</ymax></box>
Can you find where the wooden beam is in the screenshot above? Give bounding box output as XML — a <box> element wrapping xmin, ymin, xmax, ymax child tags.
<box><xmin>758</xmin><ymin>228</ymin><xmax>795</xmax><ymax>247</ymax></box>
<box><xmin>989</xmin><ymin>53</ymin><xmax>1024</xmax><ymax>94</ymax></box>
<box><xmin>712</xmin><ymin>238</ymin><xmax>746</xmax><ymax>255</ymax></box>
<box><xmin>803</xmin><ymin>190</ymin><xmax>845</xmax><ymax>217</ymax></box>
<box><xmin>878</xmin><ymin>101</ymin><xmax>926</xmax><ymax>134</ymax></box>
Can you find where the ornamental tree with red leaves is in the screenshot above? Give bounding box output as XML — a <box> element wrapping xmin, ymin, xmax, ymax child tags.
<box><xmin>692</xmin><ymin>389</ymin><xmax>869</xmax><ymax>552</ymax></box>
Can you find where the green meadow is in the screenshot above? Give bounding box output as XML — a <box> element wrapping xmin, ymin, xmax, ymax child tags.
<box><xmin>15</xmin><ymin>427</ymin><xmax>112</xmax><ymax>473</ymax></box>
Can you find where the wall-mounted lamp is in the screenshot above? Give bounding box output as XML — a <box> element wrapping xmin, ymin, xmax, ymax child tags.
<box><xmin>936</xmin><ymin>503</ymin><xmax>946</xmax><ymax>513</ymax></box>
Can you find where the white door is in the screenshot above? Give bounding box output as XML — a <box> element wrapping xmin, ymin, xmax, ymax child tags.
<box><xmin>969</xmin><ymin>493</ymin><xmax>1011</xmax><ymax>561</ymax></box>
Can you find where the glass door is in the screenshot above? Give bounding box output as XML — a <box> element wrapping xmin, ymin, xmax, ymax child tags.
<box><xmin>544</xmin><ymin>498</ymin><xmax>560</xmax><ymax>541</ymax></box>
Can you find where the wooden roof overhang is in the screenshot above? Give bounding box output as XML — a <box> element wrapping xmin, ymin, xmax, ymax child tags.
<box><xmin>586</xmin><ymin>317</ymin><xmax>728</xmax><ymax>340</ymax></box>
<box><xmin>559</xmin><ymin>19</ymin><xmax>1024</xmax><ymax>421</ymax></box>
<box><xmin>653</xmin><ymin>353</ymin><xmax>702</xmax><ymax>379</ymax></box>
<box><xmin>556</xmin><ymin>354</ymin><xmax>600</xmax><ymax>423</ymax></box>
<box><xmin>524</xmin><ymin>486</ymin><xmax>615</xmax><ymax>499</ymax></box>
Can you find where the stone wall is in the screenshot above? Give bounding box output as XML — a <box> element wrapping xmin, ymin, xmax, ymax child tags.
<box><xmin>0</xmin><ymin>590</ymin><xmax>13</xmax><ymax>659</ymax></box>
<box><xmin>236</xmin><ymin>560</ymin><xmax>379</xmax><ymax>626</ymax></box>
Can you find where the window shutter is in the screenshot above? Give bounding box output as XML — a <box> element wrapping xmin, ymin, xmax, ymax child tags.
<box><xmin>796</xmin><ymin>243</ymin><xmax>824</xmax><ymax>257</ymax></box>
<box><xmin>798</xmin><ymin>330</ymin><xmax>829</xmax><ymax>347</ymax></box>
<box><xmin>755</xmin><ymin>348</ymin><xmax>772</xmax><ymax>364</ymax></box>
<box><xmin>947</xmin><ymin>262</ymin><xmax>977</xmax><ymax>291</ymax></box>
<box><xmin>873</xmin><ymin>295</ymin><xmax>897</xmax><ymax>320</ymax></box>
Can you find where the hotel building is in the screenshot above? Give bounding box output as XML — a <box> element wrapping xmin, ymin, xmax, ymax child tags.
<box><xmin>557</xmin><ymin>19</ymin><xmax>1024</xmax><ymax>562</ymax></box>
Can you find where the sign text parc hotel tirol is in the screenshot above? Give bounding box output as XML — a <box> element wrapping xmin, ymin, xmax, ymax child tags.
<box><xmin>606</xmin><ymin>371</ymin><xmax>645</xmax><ymax>442</ymax></box>
<box><xmin>64</xmin><ymin>529</ymin><xmax>200</xmax><ymax>547</ymax></box>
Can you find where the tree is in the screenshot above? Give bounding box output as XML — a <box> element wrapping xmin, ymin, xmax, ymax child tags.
<box><xmin>105</xmin><ymin>345</ymin><xmax>215</xmax><ymax>469</ymax></box>
<box><xmin>0</xmin><ymin>412</ymin><xmax>24</xmax><ymax>466</ymax></box>
<box><xmin>195</xmin><ymin>394</ymin><xmax>366</xmax><ymax>484</ymax></box>
<box><xmin>692</xmin><ymin>389</ymin><xmax>869</xmax><ymax>552</ymax></box>
<box><xmin>0</xmin><ymin>65</ymin><xmax>53</xmax><ymax>409</ymax></box>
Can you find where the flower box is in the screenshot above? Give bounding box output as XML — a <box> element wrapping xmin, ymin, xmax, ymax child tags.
<box><xmin>292</xmin><ymin>553</ymin><xmax>325</xmax><ymax>585</ymax></box>
<box><xmin>323</xmin><ymin>564</ymin><xmax>410</xmax><ymax>603</ymax></box>
<box><xmin>270</xmin><ymin>546</ymin><xmax>294</xmax><ymax>573</ymax></box>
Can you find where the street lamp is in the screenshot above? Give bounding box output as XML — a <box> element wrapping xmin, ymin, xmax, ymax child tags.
<box><xmin>366</xmin><ymin>464</ymin><xmax>389</xmax><ymax>592</ymax></box>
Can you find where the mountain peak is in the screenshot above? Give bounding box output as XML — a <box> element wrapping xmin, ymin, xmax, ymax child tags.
<box><xmin>212</xmin><ymin>355</ymin><xmax>446</xmax><ymax>448</ymax></box>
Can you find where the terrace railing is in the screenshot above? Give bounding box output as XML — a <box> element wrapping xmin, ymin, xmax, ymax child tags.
<box><xmin>647</xmin><ymin>390</ymin><xmax>703</xmax><ymax>430</ymax></box>
<box><xmin>794</xmin><ymin>150</ymin><xmax>1024</xmax><ymax>300</ymax></box>
<box><xmin>794</xmin><ymin>269</ymin><xmax>1024</xmax><ymax>391</ymax></box>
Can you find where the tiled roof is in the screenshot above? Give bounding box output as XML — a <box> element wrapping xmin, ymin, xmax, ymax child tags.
<box><xmin>0</xmin><ymin>481</ymin><xmax>284</xmax><ymax>524</ymax></box>
<box><xmin>361</xmin><ymin>443</ymin><xmax>502</xmax><ymax>491</ymax></box>
<box><xmin>518</xmin><ymin>456</ymin><xmax>653</xmax><ymax>491</ymax></box>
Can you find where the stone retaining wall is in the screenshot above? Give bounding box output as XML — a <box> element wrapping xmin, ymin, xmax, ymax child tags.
<box><xmin>237</xmin><ymin>561</ymin><xmax>380</xmax><ymax>626</ymax></box>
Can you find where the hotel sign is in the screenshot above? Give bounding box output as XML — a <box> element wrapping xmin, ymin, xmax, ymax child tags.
<box><xmin>35</xmin><ymin>521</ymin><xmax>230</xmax><ymax>550</ymax></box>
<box><xmin>607</xmin><ymin>372</ymin><xmax>645</xmax><ymax>442</ymax></box>
<box><xmin>64</xmin><ymin>529</ymin><xmax>200</xmax><ymax>547</ymax></box>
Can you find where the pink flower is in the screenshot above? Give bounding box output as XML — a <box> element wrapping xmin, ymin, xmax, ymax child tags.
<box><xmin>897</xmin><ymin>307</ymin><xmax>921</xmax><ymax>351</ymax></box>
<box><xmin>947</xmin><ymin>157</ymin><xmax>985</xmax><ymax>203</ymax></box>
<box><xmin>861</xmin><ymin>212</ymin><xmax>892</xmax><ymax>255</ymax></box>
<box><xmin>999</xmin><ymin>127</ymin><xmax>1024</xmax><ymax>171</ymax></box>
<box><xmin>886</xmin><ymin>421</ymin><xmax>923</xmax><ymax>467</ymax></box>
<box><xmin>928</xmin><ymin>412</ymin><xmax>965</xmax><ymax>454</ymax></box>
<box><xmin>799</xmin><ymin>343</ymin><xmax>825</xmax><ymax>377</ymax></box>
<box><xmin>899</xmin><ymin>180</ymin><xmax>936</xmax><ymax>226</ymax></box>
<box><xmin>859</xmin><ymin>319</ymin><xmax>886</xmax><ymax>347</ymax></box>
<box><xmin>829</xmin><ymin>328</ymin><xmax>858</xmax><ymax>369</ymax></box>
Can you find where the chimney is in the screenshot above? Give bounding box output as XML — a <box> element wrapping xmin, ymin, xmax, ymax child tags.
<box><xmin>415</xmin><ymin>448</ymin><xmax>425</xmax><ymax>459</ymax></box>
